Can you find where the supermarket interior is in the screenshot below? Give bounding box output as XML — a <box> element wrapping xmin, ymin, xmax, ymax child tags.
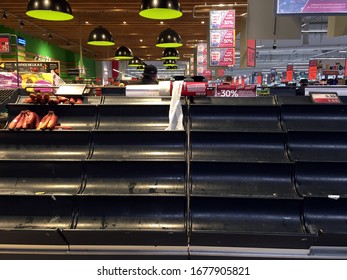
<box><xmin>1</xmin><ymin>0</ymin><xmax>347</xmax><ymax>259</ymax></box>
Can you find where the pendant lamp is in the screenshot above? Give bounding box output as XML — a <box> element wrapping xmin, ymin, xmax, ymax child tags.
<box><xmin>167</xmin><ymin>65</ymin><xmax>178</xmax><ymax>70</ymax></box>
<box><xmin>128</xmin><ymin>56</ymin><xmax>143</xmax><ymax>67</ymax></box>
<box><xmin>114</xmin><ymin>45</ymin><xmax>133</xmax><ymax>60</ymax></box>
<box><xmin>26</xmin><ymin>0</ymin><xmax>73</xmax><ymax>21</ymax></box>
<box><xmin>139</xmin><ymin>0</ymin><xmax>182</xmax><ymax>20</ymax></box>
<box><xmin>87</xmin><ymin>26</ymin><xmax>115</xmax><ymax>46</ymax></box>
<box><xmin>137</xmin><ymin>65</ymin><xmax>145</xmax><ymax>70</ymax></box>
<box><xmin>161</xmin><ymin>48</ymin><xmax>180</xmax><ymax>60</ymax></box>
<box><xmin>163</xmin><ymin>59</ymin><xmax>177</xmax><ymax>66</ymax></box>
<box><xmin>156</xmin><ymin>28</ymin><xmax>182</xmax><ymax>48</ymax></box>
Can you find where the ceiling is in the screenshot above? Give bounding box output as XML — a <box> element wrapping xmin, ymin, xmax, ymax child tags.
<box><xmin>0</xmin><ymin>0</ymin><xmax>248</xmax><ymax>61</ymax></box>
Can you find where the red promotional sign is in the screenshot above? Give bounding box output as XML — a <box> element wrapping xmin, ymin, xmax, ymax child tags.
<box><xmin>216</xmin><ymin>84</ymin><xmax>257</xmax><ymax>97</ymax></box>
<box><xmin>210</xmin><ymin>10</ymin><xmax>235</xmax><ymax>29</ymax></box>
<box><xmin>247</xmin><ymin>48</ymin><xmax>256</xmax><ymax>67</ymax></box>
<box><xmin>210</xmin><ymin>48</ymin><xmax>235</xmax><ymax>67</ymax></box>
<box><xmin>286</xmin><ymin>64</ymin><xmax>293</xmax><ymax>82</ymax></box>
<box><xmin>0</xmin><ymin>35</ymin><xmax>11</xmax><ymax>53</ymax></box>
<box><xmin>210</xmin><ymin>30</ymin><xmax>235</xmax><ymax>48</ymax></box>
<box><xmin>247</xmin><ymin>40</ymin><xmax>256</xmax><ymax>49</ymax></box>
<box><xmin>309</xmin><ymin>60</ymin><xmax>317</xmax><ymax>80</ymax></box>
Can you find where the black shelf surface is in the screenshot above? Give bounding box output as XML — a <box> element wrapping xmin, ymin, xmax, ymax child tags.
<box><xmin>82</xmin><ymin>160</ymin><xmax>186</xmax><ymax>196</ymax></box>
<box><xmin>0</xmin><ymin>130</ymin><xmax>90</xmax><ymax>160</ymax></box>
<box><xmin>190</xmin><ymin>162</ymin><xmax>297</xmax><ymax>199</ymax></box>
<box><xmin>90</xmin><ymin>130</ymin><xmax>186</xmax><ymax>161</ymax></box>
<box><xmin>190</xmin><ymin>105</ymin><xmax>281</xmax><ymax>132</ymax></box>
<box><xmin>0</xmin><ymin>160</ymin><xmax>83</xmax><ymax>195</ymax></box>
<box><xmin>0</xmin><ymin>96</ymin><xmax>347</xmax><ymax>257</ymax></box>
<box><xmin>191</xmin><ymin>131</ymin><xmax>289</xmax><ymax>163</ymax></box>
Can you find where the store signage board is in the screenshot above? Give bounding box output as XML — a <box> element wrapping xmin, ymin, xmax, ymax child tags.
<box><xmin>0</xmin><ymin>35</ymin><xmax>11</xmax><ymax>53</ymax></box>
<box><xmin>210</xmin><ymin>10</ymin><xmax>235</xmax><ymax>29</ymax></box>
<box><xmin>276</xmin><ymin>0</ymin><xmax>347</xmax><ymax>15</ymax></box>
<box><xmin>197</xmin><ymin>43</ymin><xmax>208</xmax><ymax>76</ymax></box>
<box><xmin>210</xmin><ymin>48</ymin><xmax>235</xmax><ymax>67</ymax></box>
<box><xmin>216</xmin><ymin>84</ymin><xmax>257</xmax><ymax>97</ymax></box>
<box><xmin>56</xmin><ymin>84</ymin><xmax>87</xmax><ymax>96</ymax></box>
<box><xmin>0</xmin><ymin>61</ymin><xmax>59</xmax><ymax>73</ymax></box>
<box><xmin>247</xmin><ymin>48</ymin><xmax>256</xmax><ymax>67</ymax></box>
<box><xmin>208</xmin><ymin>10</ymin><xmax>236</xmax><ymax>69</ymax></box>
<box><xmin>310</xmin><ymin>92</ymin><xmax>341</xmax><ymax>104</ymax></box>
<box><xmin>210</xmin><ymin>29</ymin><xmax>235</xmax><ymax>48</ymax></box>
<box><xmin>247</xmin><ymin>40</ymin><xmax>256</xmax><ymax>68</ymax></box>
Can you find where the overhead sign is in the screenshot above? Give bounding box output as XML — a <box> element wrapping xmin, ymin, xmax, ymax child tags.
<box><xmin>0</xmin><ymin>35</ymin><xmax>11</xmax><ymax>53</ymax></box>
<box><xmin>210</xmin><ymin>48</ymin><xmax>235</xmax><ymax>67</ymax></box>
<box><xmin>209</xmin><ymin>10</ymin><xmax>235</xmax><ymax>29</ymax></box>
<box><xmin>209</xmin><ymin>10</ymin><xmax>236</xmax><ymax>68</ymax></box>
<box><xmin>276</xmin><ymin>0</ymin><xmax>347</xmax><ymax>15</ymax></box>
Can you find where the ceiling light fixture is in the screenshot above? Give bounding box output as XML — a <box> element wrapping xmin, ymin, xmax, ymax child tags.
<box><xmin>87</xmin><ymin>26</ymin><xmax>115</xmax><ymax>46</ymax></box>
<box><xmin>48</xmin><ymin>33</ymin><xmax>53</xmax><ymax>40</ymax></box>
<box><xmin>166</xmin><ymin>65</ymin><xmax>178</xmax><ymax>70</ymax></box>
<box><xmin>128</xmin><ymin>56</ymin><xmax>144</xmax><ymax>67</ymax></box>
<box><xmin>163</xmin><ymin>59</ymin><xmax>177</xmax><ymax>66</ymax></box>
<box><xmin>26</xmin><ymin>0</ymin><xmax>74</xmax><ymax>21</ymax></box>
<box><xmin>161</xmin><ymin>48</ymin><xmax>180</xmax><ymax>60</ymax></box>
<box><xmin>2</xmin><ymin>11</ymin><xmax>7</xmax><ymax>20</ymax></box>
<box><xmin>19</xmin><ymin>20</ymin><xmax>24</xmax><ymax>28</ymax></box>
<box><xmin>156</xmin><ymin>28</ymin><xmax>182</xmax><ymax>48</ymax></box>
<box><xmin>114</xmin><ymin>45</ymin><xmax>133</xmax><ymax>60</ymax></box>
<box><xmin>139</xmin><ymin>0</ymin><xmax>183</xmax><ymax>20</ymax></box>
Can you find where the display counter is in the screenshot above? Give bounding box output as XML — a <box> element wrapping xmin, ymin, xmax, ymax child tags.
<box><xmin>0</xmin><ymin>94</ymin><xmax>347</xmax><ymax>259</ymax></box>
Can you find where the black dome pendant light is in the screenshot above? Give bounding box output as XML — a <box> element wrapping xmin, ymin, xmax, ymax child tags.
<box><xmin>139</xmin><ymin>0</ymin><xmax>183</xmax><ymax>20</ymax></box>
<box><xmin>161</xmin><ymin>48</ymin><xmax>180</xmax><ymax>60</ymax></box>
<box><xmin>87</xmin><ymin>26</ymin><xmax>115</xmax><ymax>46</ymax></box>
<box><xmin>128</xmin><ymin>56</ymin><xmax>144</xmax><ymax>67</ymax></box>
<box><xmin>156</xmin><ymin>28</ymin><xmax>182</xmax><ymax>48</ymax></box>
<box><xmin>26</xmin><ymin>0</ymin><xmax>74</xmax><ymax>21</ymax></box>
<box><xmin>114</xmin><ymin>45</ymin><xmax>134</xmax><ymax>60</ymax></box>
<box><xmin>163</xmin><ymin>59</ymin><xmax>177</xmax><ymax>66</ymax></box>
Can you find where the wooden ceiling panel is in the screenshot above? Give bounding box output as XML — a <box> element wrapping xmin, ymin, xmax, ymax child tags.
<box><xmin>1</xmin><ymin>0</ymin><xmax>248</xmax><ymax>61</ymax></box>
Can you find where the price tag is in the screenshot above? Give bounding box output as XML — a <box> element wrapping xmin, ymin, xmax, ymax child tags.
<box><xmin>310</xmin><ymin>92</ymin><xmax>341</xmax><ymax>104</ymax></box>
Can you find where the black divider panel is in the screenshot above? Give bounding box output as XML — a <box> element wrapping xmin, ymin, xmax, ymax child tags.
<box><xmin>90</xmin><ymin>131</ymin><xmax>186</xmax><ymax>161</ymax></box>
<box><xmin>189</xmin><ymin>232</ymin><xmax>317</xmax><ymax>249</ymax></box>
<box><xmin>287</xmin><ymin>131</ymin><xmax>347</xmax><ymax>162</ymax></box>
<box><xmin>276</xmin><ymin>96</ymin><xmax>312</xmax><ymax>105</ymax></box>
<box><xmin>97</xmin><ymin>104</ymin><xmax>171</xmax><ymax>130</ymax></box>
<box><xmin>191</xmin><ymin>131</ymin><xmax>288</xmax><ymax>163</ymax></box>
<box><xmin>281</xmin><ymin>104</ymin><xmax>347</xmax><ymax>131</ymax></box>
<box><xmin>103</xmin><ymin>96</ymin><xmax>173</xmax><ymax>105</ymax></box>
<box><xmin>64</xmin><ymin>196</ymin><xmax>186</xmax><ymax>245</ymax></box>
<box><xmin>191</xmin><ymin>197</ymin><xmax>304</xmax><ymax>233</ymax></box>
<box><xmin>0</xmin><ymin>160</ymin><xmax>83</xmax><ymax>195</ymax></box>
<box><xmin>190</xmin><ymin>105</ymin><xmax>281</xmax><ymax>132</ymax></box>
<box><xmin>191</xmin><ymin>162</ymin><xmax>297</xmax><ymax>199</ymax></box>
<box><xmin>0</xmin><ymin>196</ymin><xmax>74</xmax><ymax>230</ymax></box>
<box><xmin>304</xmin><ymin>198</ymin><xmax>347</xmax><ymax>234</ymax></box>
<box><xmin>295</xmin><ymin>162</ymin><xmax>347</xmax><ymax>198</ymax></box>
<box><xmin>0</xmin><ymin>229</ymin><xmax>67</xmax><ymax>246</ymax></box>
<box><xmin>0</xmin><ymin>130</ymin><xmax>90</xmax><ymax>160</ymax></box>
<box><xmin>83</xmin><ymin>160</ymin><xmax>185</xmax><ymax>195</ymax></box>
<box><xmin>191</xmin><ymin>96</ymin><xmax>276</xmax><ymax>105</ymax></box>
<box><xmin>7</xmin><ymin>104</ymin><xmax>97</xmax><ymax>130</ymax></box>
